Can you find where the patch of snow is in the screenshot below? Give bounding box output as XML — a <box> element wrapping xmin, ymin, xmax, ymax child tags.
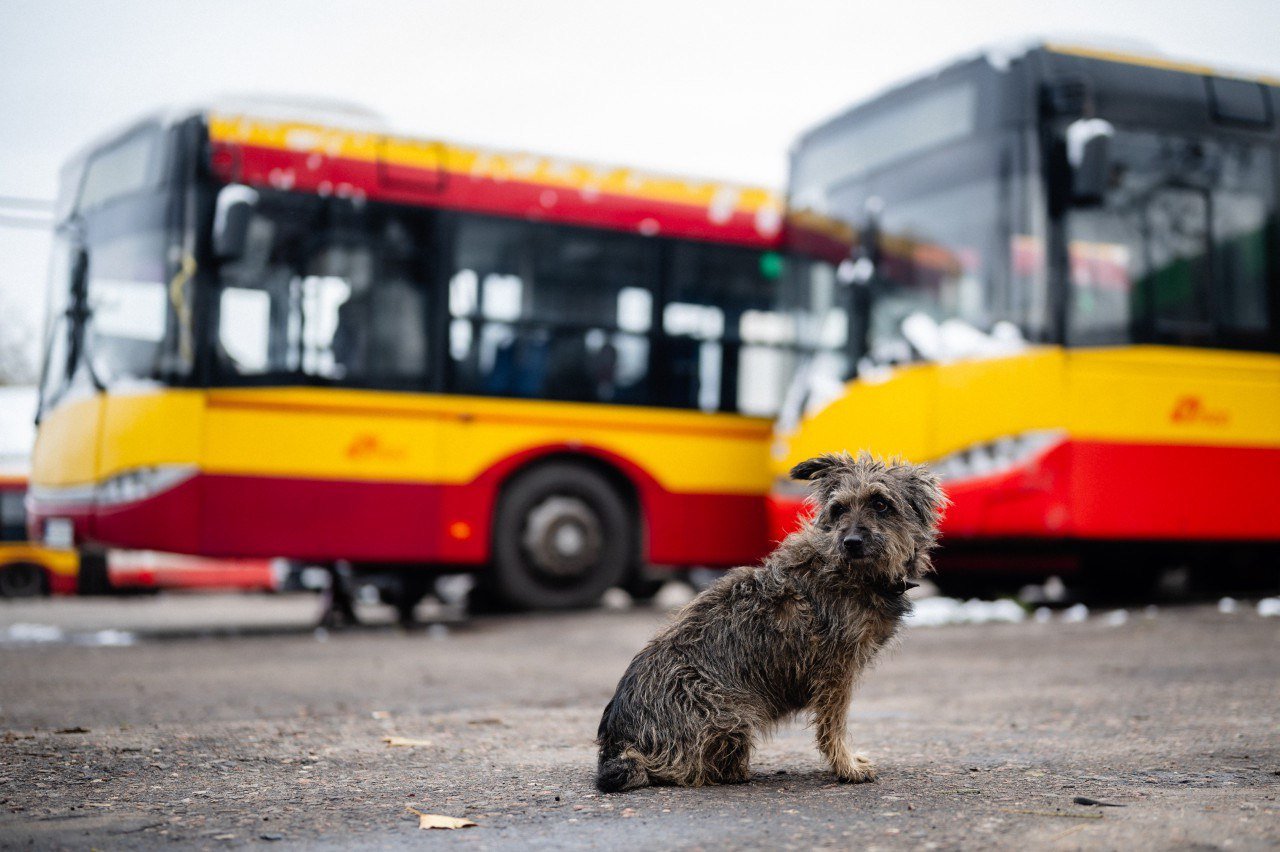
<box><xmin>2</xmin><ymin>623</ymin><xmax>65</xmax><ymax>644</ymax></box>
<box><xmin>1103</xmin><ymin>609</ymin><xmax>1129</xmax><ymax>627</ymax></box>
<box><xmin>1018</xmin><ymin>575</ymin><xmax>1068</xmax><ymax>606</ymax></box>
<box><xmin>654</xmin><ymin>581</ymin><xmax>696</xmax><ymax>610</ymax></box>
<box><xmin>707</xmin><ymin>186</ymin><xmax>738</xmax><ymax>225</ymax></box>
<box><xmin>906</xmin><ymin>597</ymin><xmax>1026</xmax><ymax>628</ymax></box>
<box><xmin>74</xmin><ymin>629</ymin><xmax>136</xmax><ymax>647</ymax></box>
<box><xmin>1061</xmin><ymin>603</ymin><xmax>1090</xmax><ymax>623</ymax></box>
<box><xmin>601</xmin><ymin>587</ymin><xmax>633</xmax><ymax>611</ymax></box>
<box><xmin>754</xmin><ymin>203</ymin><xmax>782</xmax><ymax>237</ymax></box>
<box><xmin>901</xmin><ymin>313</ymin><xmax>1030</xmax><ymax>364</ymax></box>
<box><xmin>1033</xmin><ymin>606</ymin><xmax>1053</xmax><ymax>624</ymax></box>
<box><xmin>2</xmin><ymin>623</ymin><xmax>137</xmax><ymax>648</ymax></box>
<box><xmin>1257</xmin><ymin>597</ymin><xmax>1280</xmax><ymax>618</ymax></box>
<box><xmin>1217</xmin><ymin>597</ymin><xmax>1238</xmax><ymax>614</ymax></box>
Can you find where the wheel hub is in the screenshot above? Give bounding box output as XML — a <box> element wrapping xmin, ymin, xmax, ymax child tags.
<box><xmin>521</xmin><ymin>495</ymin><xmax>603</xmax><ymax>579</ymax></box>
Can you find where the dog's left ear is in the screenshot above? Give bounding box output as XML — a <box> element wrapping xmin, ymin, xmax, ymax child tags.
<box><xmin>893</xmin><ymin>463</ymin><xmax>950</xmax><ymax>528</ymax></box>
<box><xmin>789</xmin><ymin>453</ymin><xmax>845</xmax><ymax>483</ymax></box>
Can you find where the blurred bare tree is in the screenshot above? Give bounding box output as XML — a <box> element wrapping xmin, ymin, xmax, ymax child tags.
<box><xmin>0</xmin><ymin>294</ymin><xmax>38</xmax><ymax>385</ymax></box>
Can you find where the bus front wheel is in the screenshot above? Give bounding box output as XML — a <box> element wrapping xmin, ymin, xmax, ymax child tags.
<box><xmin>490</xmin><ymin>462</ymin><xmax>632</xmax><ymax>610</ymax></box>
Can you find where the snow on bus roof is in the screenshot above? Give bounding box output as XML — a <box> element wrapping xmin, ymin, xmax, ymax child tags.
<box><xmin>206</xmin><ymin>109</ymin><xmax>784</xmax><ymax>246</ymax></box>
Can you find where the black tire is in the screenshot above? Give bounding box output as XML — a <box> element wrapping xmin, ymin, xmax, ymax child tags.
<box><xmin>0</xmin><ymin>562</ymin><xmax>48</xmax><ymax>598</ymax></box>
<box><xmin>76</xmin><ymin>551</ymin><xmax>112</xmax><ymax>596</ymax></box>
<box><xmin>489</xmin><ymin>462</ymin><xmax>633</xmax><ymax>611</ymax></box>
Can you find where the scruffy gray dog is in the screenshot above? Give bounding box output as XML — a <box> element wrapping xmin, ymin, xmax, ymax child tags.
<box><xmin>596</xmin><ymin>452</ymin><xmax>947</xmax><ymax>792</ymax></box>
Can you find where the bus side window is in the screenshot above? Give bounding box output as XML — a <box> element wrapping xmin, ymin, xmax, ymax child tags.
<box><xmin>447</xmin><ymin>215</ymin><xmax>656</xmax><ymax>405</ymax></box>
<box><xmin>666</xmin><ymin>243</ymin><xmax>795</xmax><ymax>415</ymax></box>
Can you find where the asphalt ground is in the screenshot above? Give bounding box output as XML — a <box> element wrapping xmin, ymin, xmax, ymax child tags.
<box><xmin>0</xmin><ymin>591</ymin><xmax>1277</xmax><ymax>850</ymax></box>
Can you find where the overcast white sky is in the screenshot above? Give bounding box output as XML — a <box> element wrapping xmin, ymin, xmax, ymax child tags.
<box><xmin>2</xmin><ymin>0</ymin><xmax>1278</xmax><ymax>374</ymax></box>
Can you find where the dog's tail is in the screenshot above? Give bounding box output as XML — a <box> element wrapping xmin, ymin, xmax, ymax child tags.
<box><xmin>596</xmin><ymin>753</ymin><xmax>648</xmax><ymax>793</ymax></box>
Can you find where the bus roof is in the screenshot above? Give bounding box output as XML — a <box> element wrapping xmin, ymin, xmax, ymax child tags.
<box><xmin>795</xmin><ymin>40</ymin><xmax>1280</xmax><ymax>152</ymax></box>
<box><xmin>206</xmin><ymin>110</ymin><xmax>784</xmax><ymax>249</ymax></box>
<box><xmin>1042</xmin><ymin>42</ymin><xmax>1280</xmax><ymax>88</ymax></box>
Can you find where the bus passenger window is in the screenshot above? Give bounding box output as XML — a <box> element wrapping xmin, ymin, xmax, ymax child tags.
<box><xmin>667</xmin><ymin>243</ymin><xmax>794</xmax><ymax>415</ymax></box>
<box><xmin>446</xmin><ymin>215</ymin><xmax>656</xmax><ymax>405</ymax></box>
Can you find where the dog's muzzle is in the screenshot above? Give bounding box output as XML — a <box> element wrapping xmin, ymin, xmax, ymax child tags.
<box><xmin>841</xmin><ymin>534</ymin><xmax>865</xmax><ymax>558</ymax></box>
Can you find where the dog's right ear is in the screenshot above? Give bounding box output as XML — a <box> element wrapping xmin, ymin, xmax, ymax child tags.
<box><xmin>789</xmin><ymin>454</ymin><xmax>843</xmax><ymax>483</ymax></box>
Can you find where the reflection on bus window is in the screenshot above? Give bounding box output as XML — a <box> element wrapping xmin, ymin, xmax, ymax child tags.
<box><xmin>868</xmin><ymin>179</ymin><xmax>1001</xmax><ymax>364</ymax></box>
<box><xmin>215</xmin><ymin>196</ymin><xmax>430</xmax><ymax>388</ymax></box>
<box><xmin>1068</xmin><ymin>132</ymin><xmax>1274</xmax><ymax>348</ymax></box>
<box><xmin>447</xmin><ymin>215</ymin><xmax>654</xmax><ymax>405</ymax></box>
<box><xmin>79</xmin><ymin>127</ymin><xmax>161</xmax><ymax>211</ymax></box>
<box><xmin>86</xmin><ymin>230</ymin><xmax>170</xmax><ymax>385</ymax></box>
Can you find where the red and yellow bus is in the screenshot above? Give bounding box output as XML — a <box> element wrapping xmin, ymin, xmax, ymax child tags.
<box><xmin>772</xmin><ymin>44</ymin><xmax>1280</xmax><ymax>587</ymax></box>
<box><xmin>1</xmin><ymin>387</ymin><xmax>78</xmax><ymax>597</ymax></box>
<box><xmin>1</xmin><ymin>475</ymin><xmax>78</xmax><ymax>597</ymax></box>
<box><xmin>28</xmin><ymin>103</ymin><xmax>813</xmax><ymax>610</ymax></box>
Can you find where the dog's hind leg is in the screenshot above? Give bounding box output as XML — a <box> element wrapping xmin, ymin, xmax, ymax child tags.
<box><xmin>812</xmin><ymin>674</ymin><xmax>876</xmax><ymax>783</ymax></box>
<box><xmin>596</xmin><ymin>747</ymin><xmax>651</xmax><ymax>793</ymax></box>
<box><xmin>704</xmin><ymin>729</ymin><xmax>752</xmax><ymax>784</ymax></box>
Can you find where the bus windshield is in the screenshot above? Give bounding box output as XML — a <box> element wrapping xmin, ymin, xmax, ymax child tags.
<box><xmin>793</xmin><ymin>128</ymin><xmax>1037</xmax><ymax>369</ymax></box>
<box><xmin>1067</xmin><ymin>129</ymin><xmax>1275</xmax><ymax>350</ymax></box>
<box><xmin>38</xmin><ymin>122</ymin><xmax>190</xmax><ymax>417</ymax></box>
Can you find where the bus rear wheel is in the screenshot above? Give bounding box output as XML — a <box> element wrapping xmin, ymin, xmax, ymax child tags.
<box><xmin>0</xmin><ymin>562</ymin><xmax>48</xmax><ymax>598</ymax></box>
<box><xmin>490</xmin><ymin>462</ymin><xmax>632</xmax><ymax>611</ymax></box>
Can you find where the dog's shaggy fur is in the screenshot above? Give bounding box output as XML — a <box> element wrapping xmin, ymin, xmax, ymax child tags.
<box><xmin>595</xmin><ymin>452</ymin><xmax>946</xmax><ymax>792</ymax></box>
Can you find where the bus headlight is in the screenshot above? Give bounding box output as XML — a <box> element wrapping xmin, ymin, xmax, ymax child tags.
<box><xmin>96</xmin><ymin>465</ymin><xmax>199</xmax><ymax>507</ymax></box>
<box><xmin>929</xmin><ymin>430</ymin><xmax>1065</xmax><ymax>483</ymax></box>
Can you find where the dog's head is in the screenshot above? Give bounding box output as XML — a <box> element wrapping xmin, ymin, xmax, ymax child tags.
<box><xmin>790</xmin><ymin>451</ymin><xmax>948</xmax><ymax>587</ymax></box>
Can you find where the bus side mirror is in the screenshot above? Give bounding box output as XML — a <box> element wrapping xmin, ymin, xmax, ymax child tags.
<box><xmin>213</xmin><ymin>184</ymin><xmax>259</xmax><ymax>259</ymax></box>
<box><xmin>1067</xmin><ymin>118</ymin><xmax>1114</xmax><ymax>207</ymax></box>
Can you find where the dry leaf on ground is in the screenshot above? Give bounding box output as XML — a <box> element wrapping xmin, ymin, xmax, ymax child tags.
<box><xmin>382</xmin><ymin>736</ymin><xmax>432</xmax><ymax>748</ymax></box>
<box><xmin>406</xmin><ymin>806</ymin><xmax>476</xmax><ymax>830</ymax></box>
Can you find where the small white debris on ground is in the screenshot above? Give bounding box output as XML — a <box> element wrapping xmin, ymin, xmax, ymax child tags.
<box><xmin>1061</xmin><ymin>603</ymin><xmax>1090</xmax><ymax>623</ymax></box>
<box><xmin>1258</xmin><ymin>597</ymin><xmax>1280</xmax><ymax>618</ymax></box>
<box><xmin>906</xmin><ymin>597</ymin><xmax>1025</xmax><ymax>627</ymax></box>
<box><xmin>1034</xmin><ymin>606</ymin><xmax>1053</xmax><ymax>624</ymax></box>
<box><xmin>1218</xmin><ymin>597</ymin><xmax>1239</xmax><ymax>614</ymax></box>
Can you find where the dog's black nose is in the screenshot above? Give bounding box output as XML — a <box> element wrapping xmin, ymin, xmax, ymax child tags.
<box><xmin>842</xmin><ymin>534</ymin><xmax>864</xmax><ymax>556</ymax></box>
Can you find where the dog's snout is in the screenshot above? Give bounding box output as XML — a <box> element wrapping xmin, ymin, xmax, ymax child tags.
<box><xmin>841</xmin><ymin>533</ymin><xmax>865</xmax><ymax>556</ymax></box>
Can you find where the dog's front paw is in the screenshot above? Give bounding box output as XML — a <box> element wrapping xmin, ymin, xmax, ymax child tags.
<box><xmin>834</xmin><ymin>754</ymin><xmax>877</xmax><ymax>783</ymax></box>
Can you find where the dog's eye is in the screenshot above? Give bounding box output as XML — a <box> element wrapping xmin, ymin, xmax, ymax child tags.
<box><xmin>829</xmin><ymin>504</ymin><xmax>848</xmax><ymax>522</ymax></box>
<box><xmin>871</xmin><ymin>498</ymin><xmax>890</xmax><ymax>515</ymax></box>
